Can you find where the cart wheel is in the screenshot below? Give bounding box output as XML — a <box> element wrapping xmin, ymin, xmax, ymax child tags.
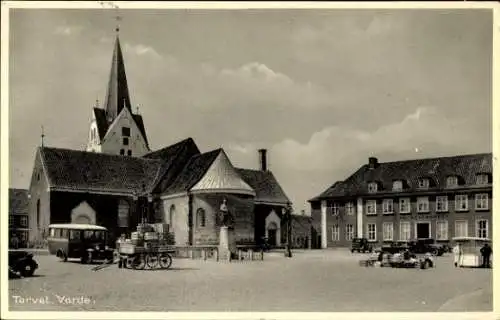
<box><xmin>20</xmin><ymin>262</ymin><xmax>36</xmax><ymax>277</ymax></box>
<box><xmin>126</xmin><ymin>257</ymin><xmax>134</xmax><ymax>269</ymax></box>
<box><xmin>159</xmin><ymin>253</ymin><xmax>173</xmax><ymax>269</ymax></box>
<box><xmin>132</xmin><ymin>254</ymin><xmax>146</xmax><ymax>270</ymax></box>
<box><xmin>146</xmin><ymin>254</ymin><xmax>159</xmax><ymax>269</ymax></box>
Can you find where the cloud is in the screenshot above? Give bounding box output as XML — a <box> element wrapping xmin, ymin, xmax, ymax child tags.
<box><xmin>54</xmin><ymin>25</ymin><xmax>82</xmax><ymax>36</ymax></box>
<box><xmin>124</xmin><ymin>43</ymin><xmax>163</xmax><ymax>60</ymax></box>
<box><xmin>221</xmin><ymin>62</ymin><xmax>293</xmax><ymax>85</ymax></box>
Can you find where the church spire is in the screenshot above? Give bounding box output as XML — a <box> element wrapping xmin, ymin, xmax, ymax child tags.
<box><xmin>103</xmin><ymin>20</ymin><xmax>132</xmax><ymax>123</ymax></box>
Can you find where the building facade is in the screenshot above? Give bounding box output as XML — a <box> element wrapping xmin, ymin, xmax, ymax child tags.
<box><xmin>26</xmin><ymin>29</ymin><xmax>292</xmax><ymax>248</ymax></box>
<box><xmin>309</xmin><ymin>155</ymin><xmax>492</xmax><ymax>248</ymax></box>
<box><xmin>9</xmin><ymin>188</ymin><xmax>30</xmax><ymax>248</ymax></box>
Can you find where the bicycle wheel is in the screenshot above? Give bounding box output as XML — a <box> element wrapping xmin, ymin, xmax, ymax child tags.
<box><xmin>159</xmin><ymin>253</ymin><xmax>172</xmax><ymax>269</ymax></box>
<box><xmin>146</xmin><ymin>254</ymin><xmax>159</xmax><ymax>269</ymax></box>
<box><xmin>132</xmin><ymin>254</ymin><xmax>146</xmax><ymax>270</ymax></box>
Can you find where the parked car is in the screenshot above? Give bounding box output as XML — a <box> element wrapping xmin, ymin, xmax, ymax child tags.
<box><xmin>47</xmin><ymin>224</ymin><xmax>114</xmax><ymax>264</ymax></box>
<box><xmin>408</xmin><ymin>238</ymin><xmax>446</xmax><ymax>256</ymax></box>
<box><xmin>351</xmin><ymin>238</ymin><xmax>373</xmax><ymax>253</ymax></box>
<box><xmin>377</xmin><ymin>241</ymin><xmax>410</xmax><ymax>254</ymax></box>
<box><xmin>9</xmin><ymin>250</ymin><xmax>38</xmax><ymax>278</ymax></box>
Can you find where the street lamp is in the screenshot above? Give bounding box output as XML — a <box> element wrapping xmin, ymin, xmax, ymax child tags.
<box><xmin>283</xmin><ymin>203</ymin><xmax>293</xmax><ymax>258</ymax></box>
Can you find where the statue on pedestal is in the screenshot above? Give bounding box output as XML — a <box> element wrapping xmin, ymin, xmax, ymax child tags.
<box><xmin>220</xmin><ymin>198</ymin><xmax>234</xmax><ymax>229</ymax></box>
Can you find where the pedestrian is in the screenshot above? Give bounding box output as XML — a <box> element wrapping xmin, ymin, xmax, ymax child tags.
<box><xmin>480</xmin><ymin>243</ymin><xmax>492</xmax><ymax>268</ymax></box>
<box><xmin>453</xmin><ymin>243</ymin><xmax>461</xmax><ymax>267</ymax></box>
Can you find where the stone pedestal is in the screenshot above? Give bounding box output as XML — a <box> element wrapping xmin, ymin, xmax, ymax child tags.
<box><xmin>219</xmin><ymin>226</ymin><xmax>237</xmax><ymax>260</ymax></box>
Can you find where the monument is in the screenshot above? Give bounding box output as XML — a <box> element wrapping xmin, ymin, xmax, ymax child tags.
<box><xmin>219</xmin><ymin>198</ymin><xmax>237</xmax><ymax>260</ymax></box>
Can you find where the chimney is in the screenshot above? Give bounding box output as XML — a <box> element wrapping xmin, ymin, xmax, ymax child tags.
<box><xmin>368</xmin><ymin>157</ymin><xmax>378</xmax><ymax>169</ymax></box>
<box><xmin>258</xmin><ymin>149</ymin><xmax>268</xmax><ymax>171</ymax></box>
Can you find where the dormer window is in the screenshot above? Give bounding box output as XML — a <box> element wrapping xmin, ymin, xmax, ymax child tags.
<box><xmin>368</xmin><ymin>182</ymin><xmax>378</xmax><ymax>193</ymax></box>
<box><xmin>122</xmin><ymin>127</ymin><xmax>130</xmax><ymax>137</ymax></box>
<box><xmin>417</xmin><ymin>178</ymin><xmax>429</xmax><ymax>189</ymax></box>
<box><xmin>447</xmin><ymin>176</ymin><xmax>458</xmax><ymax>188</ymax></box>
<box><xmin>392</xmin><ymin>180</ymin><xmax>403</xmax><ymax>191</ymax></box>
<box><xmin>476</xmin><ymin>174</ymin><xmax>489</xmax><ymax>185</ymax></box>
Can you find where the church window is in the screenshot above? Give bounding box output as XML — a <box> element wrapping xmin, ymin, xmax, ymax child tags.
<box><xmin>123</xmin><ymin>137</ymin><xmax>129</xmax><ymax>146</ymax></box>
<box><xmin>197</xmin><ymin>208</ymin><xmax>206</xmax><ymax>227</ymax></box>
<box><xmin>127</xmin><ymin>150</ymin><xmax>132</xmax><ymax>156</ymax></box>
<box><xmin>120</xmin><ymin>149</ymin><xmax>125</xmax><ymax>155</ymax></box>
<box><xmin>122</xmin><ymin>127</ymin><xmax>130</xmax><ymax>137</ymax></box>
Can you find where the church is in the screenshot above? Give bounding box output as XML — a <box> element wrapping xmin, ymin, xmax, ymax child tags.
<box><xmin>27</xmin><ymin>29</ymin><xmax>292</xmax><ymax>248</ymax></box>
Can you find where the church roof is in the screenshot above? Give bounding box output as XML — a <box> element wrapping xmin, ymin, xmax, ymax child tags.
<box><xmin>164</xmin><ymin>149</ymin><xmax>222</xmax><ymax>194</ymax></box>
<box><xmin>39</xmin><ymin>147</ymin><xmax>163</xmax><ymax>195</ymax></box>
<box><xmin>103</xmin><ymin>35</ymin><xmax>132</xmax><ymax>121</ymax></box>
<box><xmin>236</xmin><ymin>168</ymin><xmax>291</xmax><ymax>205</ymax></box>
<box><xmin>9</xmin><ymin>188</ymin><xmax>29</xmax><ymax>215</ymax></box>
<box><xmin>144</xmin><ymin>138</ymin><xmax>201</xmax><ymax>193</ymax></box>
<box><xmin>309</xmin><ymin>152</ymin><xmax>492</xmax><ymax>201</ymax></box>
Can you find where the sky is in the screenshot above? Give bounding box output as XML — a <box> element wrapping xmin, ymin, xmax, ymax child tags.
<box><xmin>8</xmin><ymin>8</ymin><xmax>493</xmax><ymax>214</ymax></box>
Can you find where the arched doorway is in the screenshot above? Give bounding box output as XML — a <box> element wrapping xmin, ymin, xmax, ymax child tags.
<box><xmin>267</xmin><ymin>222</ymin><xmax>278</xmax><ymax>246</ymax></box>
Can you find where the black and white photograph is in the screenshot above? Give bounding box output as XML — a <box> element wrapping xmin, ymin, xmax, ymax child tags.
<box><xmin>2</xmin><ymin>1</ymin><xmax>497</xmax><ymax>319</ymax></box>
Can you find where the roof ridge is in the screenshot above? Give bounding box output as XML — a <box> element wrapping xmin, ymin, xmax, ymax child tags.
<box><xmin>145</xmin><ymin>137</ymin><xmax>195</xmax><ymax>157</ymax></box>
<box><xmin>377</xmin><ymin>152</ymin><xmax>492</xmax><ymax>165</ymax></box>
<box><xmin>41</xmin><ymin>146</ymin><xmax>163</xmax><ymax>163</ymax></box>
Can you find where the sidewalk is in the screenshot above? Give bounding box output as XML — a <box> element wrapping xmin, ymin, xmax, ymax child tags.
<box><xmin>9</xmin><ymin>248</ymin><xmax>50</xmax><ymax>256</ymax></box>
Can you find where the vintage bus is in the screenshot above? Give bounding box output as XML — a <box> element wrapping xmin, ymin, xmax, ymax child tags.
<box><xmin>47</xmin><ymin>224</ymin><xmax>114</xmax><ymax>264</ymax></box>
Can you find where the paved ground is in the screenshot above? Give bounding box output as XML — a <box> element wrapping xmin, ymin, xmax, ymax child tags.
<box><xmin>8</xmin><ymin>249</ymin><xmax>492</xmax><ymax>312</ymax></box>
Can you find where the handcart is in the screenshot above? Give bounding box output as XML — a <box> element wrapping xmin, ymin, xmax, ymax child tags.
<box><xmin>118</xmin><ymin>243</ymin><xmax>174</xmax><ymax>270</ymax></box>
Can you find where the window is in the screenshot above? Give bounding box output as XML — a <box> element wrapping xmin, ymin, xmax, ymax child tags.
<box><xmin>169</xmin><ymin>205</ymin><xmax>176</xmax><ymax>226</ymax></box>
<box><xmin>127</xmin><ymin>150</ymin><xmax>132</xmax><ymax>156</ymax></box>
<box><xmin>417</xmin><ymin>197</ymin><xmax>429</xmax><ymax>213</ymax></box>
<box><xmin>345</xmin><ymin>202</ymin><xmax>355</xmax><ymax>215</ymax></box>
<box><xmin>9</xmin><ymin>215</ymin><xmax>13</xmax><ymax>226</ymax></box>
<box><xmin>123</xmin><ymin>137</ymin><xmax>129</xmax><ymax>146</ymax></box>
<box><xmin>436</xmin><ymin>196</ymin><xmax>448</xmax><ymax>212</ymax></box>
<box><xmin>447</xmin><ymin>176</ymin><xmax>458</xmax><ymax>187</ymax></box>
<box><xmin>197</xmin><ymin>208</ymin><xmax>206</xmax><ymax>227</ymax></box>
<box><xmin>392</xmin><ymin>180</ymin><xmax>403</xmax><ymax>191</ymax></box>
<box><xmin>36</xmin><ymin>199</ymin><xmax>40</xmax><ymax>228</ymax></box>
<box><xmin>120</xmin><ymin>149</ymin><xmax>125</xmax><ymax>155</ymax></box>
<box><xmin>69</xmin><ymin>230</ymin><xmax>81</xmax><ymax>240</ymax></box>
<box><xmin>331</xmin><ymin>224</ymin><xmax>340</xmax><ymax>241</ymax></box>
<box><xmin>455</xmin><ymin>220</ymin><xmax>468</xmax><ymax>238</ymax></box>
<box><xmin>49</xmin><ymin>228</ymin><xmax>55</xmax><ymax>237</ymax></box>
<box><xmin>399</xmin><ymin>221</ymin><xmax>411</xmax><ymax>241</ymax></box>
<box><xmin>455</xmin><ymin>195</ymin><xmax>468</xmax><ymax>211</ymax></box>
<box><xmin>399</xmin><ymin>198</ymin><xmax>410</xmax><ymax>214</ymax></box>
<box><xmin>345</xmin><ymin>224</ymin><xmax>354</xmax><ymax>241</ymax></box>
<box><xmin>329</xmin><ymin>202</ymin><xmax>339</xmax><ymax>216</ymax></box>
<box><xmin>368</xmin><ymin>182</ymin><xmax>378</xmax><ymax>193</ymax></box>
<box><xmin>61</xmin><ymin>229</ymin><xmax>69</xmax><ymax>239</ymax></box>
<box><xmin>366</xmin><ymin>200</ymin><xmax>377</xmax><ymax>215</ymax></box>
<box><xmin>382</xmin><ymin>199</ymin><xmax>394</xmax><ymax>214</ymax></box>
<box><xmin>475</xmin><ymin>194</ymin><xmax>488</xmax><ymax>210</ymax></box>
<box><xmin>20</xmin><ymin>216</ymin><xmax>28</xmax><ymax>227</ymax></box>
<box><xmin>19</xmin><ymin>231</ymin><xmax>28</xmax><ymax>242</ymax></box>
<box><xmin>367</xmin><ymin>224</ymin><xmax>376</xmax><ymax>241</ymax></box>
<box><xmin>436</xmin><ymin>221</ymin><xmax>448</xmax><ymax>240</ymax></box>
<box><xmin>476</xmin><ymin>219</ymin><xmax>488</xmax><ymax>239</ymax></box>
<box><xmin>383</xmin><ymin>222</ymin><xmax>393</xmax><ymax>241</ymax></box>
<box><xmin>476</xmin><ymin>174</ymin><xmax>489</xmax><ymax>185</ymax></box>
<box><xmin>122</xmin><ymin>127</ymin><xmax>131</xmax><ymax>137</ymax></box>
<box><xmin>418</xmin><ymin>178</ymin><xmax>429</xmax><ymax>189</ymax></box>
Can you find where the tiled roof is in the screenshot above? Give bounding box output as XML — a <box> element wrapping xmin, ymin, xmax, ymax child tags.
<box><xmin>144</xmin><ymin>138</ymin><xmax>201</xmax><ymax>194</ymax></box>
<box><xmin>39</xmin><ymin>147</ymin><xmax>163</xmax><ymax>194</ymax></box>
<box><xmin>93</xmin><ymin>108</ymin><xmax>108</xmax><ymax>139</ymax></box>
<box><xmin>236</xmin><ymin>168</ymin><xmax>291</xmax><ymax>205</ymax></box>
<box><xmin>164</xmin><ymin>149</ymin><xmax>222</xmax><ymax>194</ymax></box>
<box><xmin>310</xmin><ymin>153</ymin><xmax>492</xmax><ymax>201</ymax></box>
<box><xmin>9</xmin><ymin>188</ymin><xmax>29</xmax><ymax>215</ymax></box>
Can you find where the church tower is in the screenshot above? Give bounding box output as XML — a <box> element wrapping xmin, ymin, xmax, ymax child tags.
<box><xmin>87</xmin><ymin>26</ymin><xmax>150</xmax><ymax>157</ymax></box>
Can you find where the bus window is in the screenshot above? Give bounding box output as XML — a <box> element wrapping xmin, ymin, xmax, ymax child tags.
<box><xmin>55</xmin><ymin>229</ymin><xmax>63</xmax><ymax>238</ymax></box>
<box><xmin>84</xmin><ymin>230</ymin><xmax>95</xmax><ymax>240</ymax></box>
<box><xmin>69</xmin><ymin>230</ymin><xmax>81</xmax><ymax>240</ymax></box>
<box><xmin>61</xmin><ymin>229</ymin><xmax>69</xmax><ymax>239</ymax></box>
<box><xmin>95</xmin><ymin>231</ymin><xmax>104</xmax><ymax>240</ymax></box>
<box><xmin>49</xmin><ymin>228</ymin><xmax>55</xmax><ymax>237</ymax></box>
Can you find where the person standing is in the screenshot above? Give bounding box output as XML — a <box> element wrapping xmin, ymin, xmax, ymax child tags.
<box><xmin>453</xmin><ymin>243</ymin><xmax>461</xmax><ymax>267</ymax></box>
<box><xmin>480</xmin><ymin>243</ymin><xmax>492</xmax><ymax>268</ymax></box>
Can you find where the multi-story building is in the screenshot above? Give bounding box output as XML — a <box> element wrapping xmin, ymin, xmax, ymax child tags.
<box><xmin>9</xmin><ymin>188</ymin><xmax>30</xmax><ymax>248</ymax></box>
<box><xmin>309</xmin><ymin>154</ymin><xmax>492</xmax><ymax>248</ymax></box>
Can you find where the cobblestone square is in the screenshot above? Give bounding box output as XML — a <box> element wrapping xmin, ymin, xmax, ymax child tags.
<box><xmin>8</xmin><ymin>249</ymin><xmax>492</xmax><ymax>312</ymax></box>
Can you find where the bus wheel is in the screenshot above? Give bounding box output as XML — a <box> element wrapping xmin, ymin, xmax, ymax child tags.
<box><xmin>57</xmin><ymin>250</ymin><xmax>67</xmax><ymax>262</ymax></box>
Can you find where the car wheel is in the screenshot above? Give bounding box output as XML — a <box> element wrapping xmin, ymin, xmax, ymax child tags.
<box><xmin>57</xmin><ymin>250</ymin><xmax>67</xmax><ymax>262</ymax></box>
<box><xmin>21</xmin><ymin>262</ymin><xmax>36</xmax><ymax>277</ymax></box>
<box><xmin>351</xmin><ymin>249</ymin><xmax>355</xmax><ymax>253</ymax></box>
